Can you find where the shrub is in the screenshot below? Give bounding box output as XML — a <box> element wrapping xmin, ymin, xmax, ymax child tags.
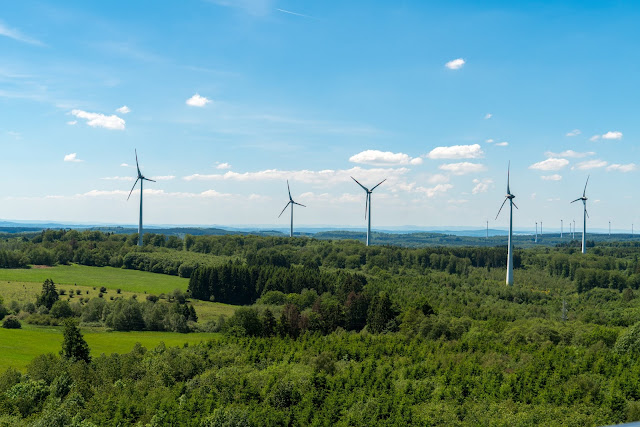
<box><xmin>2</xmin><ymin>315</ymin><xmax>21</xmax><ymax>329</ymax></box>
<box><xmin>50</xmin><ymin>300</ymin><xmax>73</xmax><ymax>319</ymax></box>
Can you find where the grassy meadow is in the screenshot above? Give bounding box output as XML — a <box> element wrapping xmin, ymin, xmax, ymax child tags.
<box><xmin>0</xmin><ymin>264</ymin><xmax>188</xmax><ymax>294</ymax></box>
<box><xmin>0</xmin><ymin>323</ymin><xmax>220</xmax><ymax>371</ymax></box>
<box><xmin>0</xmin><ymin>264</ymin><xmax>238</xmax><ymax>371</ymax></box>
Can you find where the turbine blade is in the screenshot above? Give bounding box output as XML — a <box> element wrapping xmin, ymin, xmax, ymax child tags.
<box><xmin>143</xmin><ymin>177</ymin><xmax>156</xmax><ymax>182</ymax></box>
<box><xmin>507</xmin><ymin>161</ymin><xmax>511</xmax><ymax>194</ymax></box>
<box><xmin>583</xmin><ymin>175</ymin><xmax>590</xmax><ymax>197</ymax></box>
<box><xmin>287</xmin><ymin>180</ymin><xmax>292</xmax><ymax>200</ymax></box>
<box><xmin>127</xmin><ymin>177</ymin><xmax>140</xmax><ymax>201</ymax></box>
<box><xmin>495</xmin><ymin>197</ymin><xmax>508</xmax><ymax>220</ymax></box>
<box><xmin>570</xmin><ymin>198</ymin><xmax>581</xmax><ymax>204</ymax></box>
<box><xmin>371</xmin><ymin>178</ymin><xmax>387</xmax><ymax>192</ymax></box>
<box><xmin>351</xmin><ymin>176</ymin><xmax>369</xmax><ymax>192</ymax></box>
<box><xmin>293</xmin><ymin>202</ymin><xmax>306</xmax><ymax>207</ymax></box>
<box><xmin>278</xmin><ymin>201</ymin><xmax>291</xmax><ymax>218</ymax></box>
<box><xmin>135</xmin><ymin>149</ymin><xmax>141</xmax><ymax>176</ymax></box>
<box><xmin>512</xmin><ymin>201</ymin><xmax>519</xmax><ymax>210</ymax></box>
<box><xmin>585</xmin><ymin>207</ymin><xmax>589</xmax><ymax>219</ymax></box>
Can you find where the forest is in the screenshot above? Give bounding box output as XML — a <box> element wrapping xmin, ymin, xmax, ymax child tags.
<box><xmin>2</xmin><ymin>230</ymin><xmax>640</xmax><ymax>425</ymax></box>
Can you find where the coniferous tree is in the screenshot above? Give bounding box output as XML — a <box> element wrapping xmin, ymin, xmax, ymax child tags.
<box><xmin>36</xmin><ymin>279</ymin><xmax>59</xmax><ymax>310</ymax></box>
<box><xmin>61</xmin><ymin>319</ymin><xmax>91</xmax><ymax>363</ymax></box>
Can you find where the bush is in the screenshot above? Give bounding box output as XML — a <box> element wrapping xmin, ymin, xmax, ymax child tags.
<box><xmin>615</xmin><ymin>322</ymin><xmax>640</xmax><ymax>354</ymax></box>
<box><xmin>2</xmin><ymin>315</ymin><xmax>21</xmax><ymax>329</ymax></box>
<box><xmin>50</xmin><ymin>300</ymin><xmax>73</xmax><ymax>319</ymax></box>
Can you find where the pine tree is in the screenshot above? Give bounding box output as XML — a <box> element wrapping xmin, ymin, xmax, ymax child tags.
<box><xmin>61</xmin><ymin>319</ymin><xmax>91</xmax><ymax>363</ymax></box>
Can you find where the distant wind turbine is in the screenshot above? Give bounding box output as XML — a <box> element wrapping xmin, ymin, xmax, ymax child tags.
<box><xmin>278</xmin><ymin>180</ymin><xmax>306</xmax><ymax>237</ymax></box>
<box><xmin>571</xmin><ymin>176</ymin><xmax>590</xmax><ymax>254</ymax></box>
<box><xmin>535</xmin><ymin>222</ymin><xmax>538</xmax><ymax>243</ymax></box>
<box><xmin>127</xmin><ymin>150</ymin><xmax>156</xmax><ymax>246</ymax></box>
<box><xmin>496</xmin><ymin>162</ymin><xmax>517</xmax><ymax>286</ymax></box>
<box><xmin>561</xmin><ymin>219</ymin><xmax>563</xmax><ymax>238</ymax></box>
<box><xmin>351</xmin><ymin>176</ymin><xmax>386</xmax><ymax>246</ymax></box>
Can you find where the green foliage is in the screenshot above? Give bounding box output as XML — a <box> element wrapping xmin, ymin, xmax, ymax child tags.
<box><xmin>36</xmin><ymin>278</ymin><xmax>59</xmax><ymax>310</ymax></box>
<box><xmin>61</xmin><ymin>319</ymin><xmax>91</xmax><ymax>363</ymax></box>
<box><xmin>49</xmin><ymin>300</ymin><xmax>73</xmax><ymax>319</ymax></box>
<box><xmin>1</xmin><ymin>316</ymin><xmax>21</xmax><ymax>329</ymax></box>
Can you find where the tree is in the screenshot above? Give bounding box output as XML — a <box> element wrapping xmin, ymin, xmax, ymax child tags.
<box><xmin>61</xmin><ymin>319</ymin><xmax>91</xmax><ymax>363</ymax></box>
<box><xmin>2</xmin><ymin>315</ymin><xmax>21</xmax><ymax>329</ymax></box>
<box><xmin>367</xmin><ymin>292</ymin><xmax>396</xmax><ymax>334</ymax></box>
<box><xmin>36</xmin><ymin>278</ymin><xmax>59</xmax><ymax>310</ymax></box>
<box><xmin>50</xmin><ymin>300</ymin><xmax>73</xmax><ymax>318</ymax></box>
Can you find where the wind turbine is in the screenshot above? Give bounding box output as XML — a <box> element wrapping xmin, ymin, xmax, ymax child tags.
<box><xmin>278</xmin><ymin>180</ymin><xmax>306</xmax><ymax>237</ymax></box>
<box><xmin>496</xmin><ymin>163</ymin><xmax>517</xmax><ymax>286</ymax></box>
<box><xmin>561</xmin><ymin>219</ymin><xmax>563</xmax><ymax>238</ymax></box>
<box><xmin>127</xmin><ymin>150</ymin><xmax>156</xmax><ymax>246</ymax></box>
<box><xmin>609</xmin><ymin>220</ymin><xmax>611</xmax><ymax>236</ymax></box>
<box><xmin>573</xmin><ymin>219</ymin><xmax>576</xmax><ymax>239</ymax></box>
<box><xmin>535</xmin><ymin>222</ymin><xmax>538</xmax><ymax>243</ymax></box>
<box><xmin>351</xmin><ymin>176</ymin><xmax>386</xmax><ymax>246</ymax></box>
<box><xmin>571</xmin><ymin>176</ymin><xmax>589</xmax><ymax>254</ymax></box>
<box><xmin>486</xmin><ymin>220</ymin><xmax>489</xmax><ymax>239</ymax></box>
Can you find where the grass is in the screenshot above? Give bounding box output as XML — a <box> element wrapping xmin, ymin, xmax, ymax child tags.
<box><xmin>0</xmin><ymin>323</ymin><xmax>220</xmax><ymax>372</ymax></box>
<box><xmin>0</xmin><ymin>264</ymin><xmax>240</xmax><ymax>371</ymax></box>
<box><xmin>0</xmin><ymin>264</ymin><xmax>188</xmax><ymax>294</ymax></box>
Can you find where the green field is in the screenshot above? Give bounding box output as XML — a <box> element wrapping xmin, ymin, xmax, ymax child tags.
<box><xmin>0</xmin><ymin>265</ymin><xmax>238</xmax><ymax>371</ymax></box>
<box><xmin>0</xmin><ymin>323</ymin><xmax>219</xmax><ymax>371</ymax></box>
<box><xmin>0</xmin><ymin>264</ymin><xmax>188</xmax><ymax>294</ymax></box>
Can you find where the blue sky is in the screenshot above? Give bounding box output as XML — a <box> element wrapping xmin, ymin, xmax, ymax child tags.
<box><xmin>0</xmin><ymin>0</ymin><xmax>638</xmax><ymax>230</ymax></box>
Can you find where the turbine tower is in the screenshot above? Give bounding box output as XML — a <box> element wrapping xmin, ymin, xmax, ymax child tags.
<box><xmin>571</xmin><ymin>176</ymin><xmax>589</xmax><ymax>254</ymax></box>
<box><xmin>127</xmin><ymin>150</ymin><xmax>156</xmax><ymax>246</ymax></box>
<box><xmin>351</xmin><ymin>176</ymin><xmax>386</xmax><ymax>246</ymax></box>
<box><xmin>561</xmin><ymin>219</ymin><xmax>563</xmax><ymax>238</ymax></box>
<box><xmin>496</xmin><ymin>163</ymin><xmax>517</xmax><ymax>286</ymax></box>
<box><xmin>278</xmin><ymin>180</ymin><xmax>306</xmax><ymax>237</ymax></box>
<box><xmin>535</xmin><ymin>222</ymin><xmax>538</xmax><ymax>243</ymax></box>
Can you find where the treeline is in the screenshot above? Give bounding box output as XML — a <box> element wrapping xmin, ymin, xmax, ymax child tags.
<box><xmin>188</xmin><ymin>262</ymin><xmax>367</xmax><ymax>305</ymax></box>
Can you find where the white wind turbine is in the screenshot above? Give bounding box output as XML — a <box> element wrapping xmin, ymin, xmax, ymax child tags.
<box><xmin>571</xmin><ymin>176</ymin><xmax>590</xmax><ymax>254</ymax></box>
<box><xmin>278</xmin><ymin>180</ymin><xmax>306</xmax><ymax>237</ymax></box>
<box><xmin>496</xmin><ymin>163</ymin><xmax>517</xmax><ymax>286</ymax></box>
<box><xmin>351</xmin><ymin>176</ymin><xmax>386</xmax><ymax>246</ymax></box>
<box><xmin>127</xmin><ymin>150</ymin><xmax>156</xmax><ymax>246</ymax></box>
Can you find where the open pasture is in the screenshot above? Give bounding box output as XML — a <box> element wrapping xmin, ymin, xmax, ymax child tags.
<box><xmin>0</xmin><ymin>264</ymin><xmax>189</xmax><ymax>294</ymax></box>
<box><xmin>0</xmin><ymin>323</ymin><xmax>219</xmax><ymax>371</ymax></box>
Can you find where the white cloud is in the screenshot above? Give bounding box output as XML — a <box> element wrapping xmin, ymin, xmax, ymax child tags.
<box><xmin>63</xmin><ymin>153</ymin><xmax>83</xmax><ymax>163</ymax></box>
<box><xmin>445</xmin><ymin>58</ymin><xmax>465</xmax><ymax>70</ymax></box>
<box><xmin>438</xmin><ymin>162</ymin><xmax>486</xmax><ymax>175</ymax></box>
<box><xmin>186</xmin><ymin>93</ymin><xmax>211</xmax><ymax>107</ymax></box>
<box><xmin>77</xmin><ymin>188</ymin><xmax>234</xmax><ymax>199</ymax></box>
<box><xmin>544</xmin><ymin>150</ymin><xmax>594</xmax><ymax>158</ymax></box>
<box><xmin>151</xmin><ymin>175</ymin><xmax>176</xmax><ymax>181</ymax></box>
<box><xmin>574</xmin><ymin>159</ymin><xmax>608</xmax><ymax>170</ymax></box>
<box><xmin>484</xmin><ymin>113</ymin><xmax>492</xmax><ymax>120</ymax></box>
<box><xmin>531</xmin><ymin>193</ymin><xmax>537</xmax><ymax>200</ymax></box>
<box><xmin>590</xmin><ymin>131</ymin><xmax>623</xmax><ymax>141</ymax></box>
<box><xmin>0</xmin><ymin>21</ymin><xmax>43</xmax><ymax>45</ymax></box>
<box><xmin>417</xmin><ymin>184</ymin><xmax>454</xmax><ymax>198</ymax></box>
<box><xmin>602</xmin><ymin>131</ymin><xmax>623</xmax><ymax>140</ymax></box>
<box><xmin>529</xmin><ymin>158</ymin><xmax>569</xmax><ymax>171</ymax></box>
<box><xmin>566</xmin><ymin>129</ymin><xmax>581</xmax><ymax>137</ymax></box>
<box><xmin>101</xmin><ymin>176</ymin><xmax>134</xmax><ymax>181</ymax></box>
<box><xmin>427</xmin><ymin>174</ymin><xmax>450</xmax><ymax>184</ymax></box>
<box><xmin>472</xmin><ymin>178</ymin><xmax>493</xmax><ymax>194</ymax></box>
<box><xmin>606</xmin><ymin>163</ymin><xmax>637</xmax><ymax>173</ymax></box>
<box><xmin>116</xmin><ymin>105</ymin><xmax>131</xmax><ymax>114</ymax></box>
<box><xmin>71</xmin><ymin>109</ymin><xmax>125</xmax><ymax>130</ymax></box>
<box><xmin>541</xmin><ymin>174</ymin><xmax>562</xmax><ymax>181</ymax></box>
<box><xmin>120</xmin><ymin>163</ymin><xmax>130</xmax><ymax>167</ymax></box>
<box><xmin>67</xmin><ymin>120</ymin><xmax>77</xmax><ymax>126</ymax></box>
<box><xmin>299</xmin><ymin>192</ymin><xmax>361</xmax><ymax>204</ymax></box>
<box><xmin>495</xmin><ymin>141</ymin><xmax>509</xmax><ymax>147</ymax></box>
<box><xmin>183</xmin><ymin>166</ymin><xmax>409</xmax><ymax>186</ymax></box>
<box><xmin>426</xmin><ymin>144</ymin><xmax>483</xmax><ymax>159</ymax></box>
<box><xmin>216</xmin><ymin>162</ymin><xmax>232</xmax><ymax>170</ymax></box>
<box><xmin>485</xmin><ymin>139</ymin><xmax>494</xmax><ymax>143</ymax></box>
<box><xmin>349</xmin><ymin>149</ymin><xmax>423</xmax><ymax>166</ymax></box>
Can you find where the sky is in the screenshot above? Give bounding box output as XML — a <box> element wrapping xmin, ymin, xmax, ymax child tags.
<box><xmin>0</xmin><ymin>0</ymin><xmax>639</xmax><ymax>230</ymax></box>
